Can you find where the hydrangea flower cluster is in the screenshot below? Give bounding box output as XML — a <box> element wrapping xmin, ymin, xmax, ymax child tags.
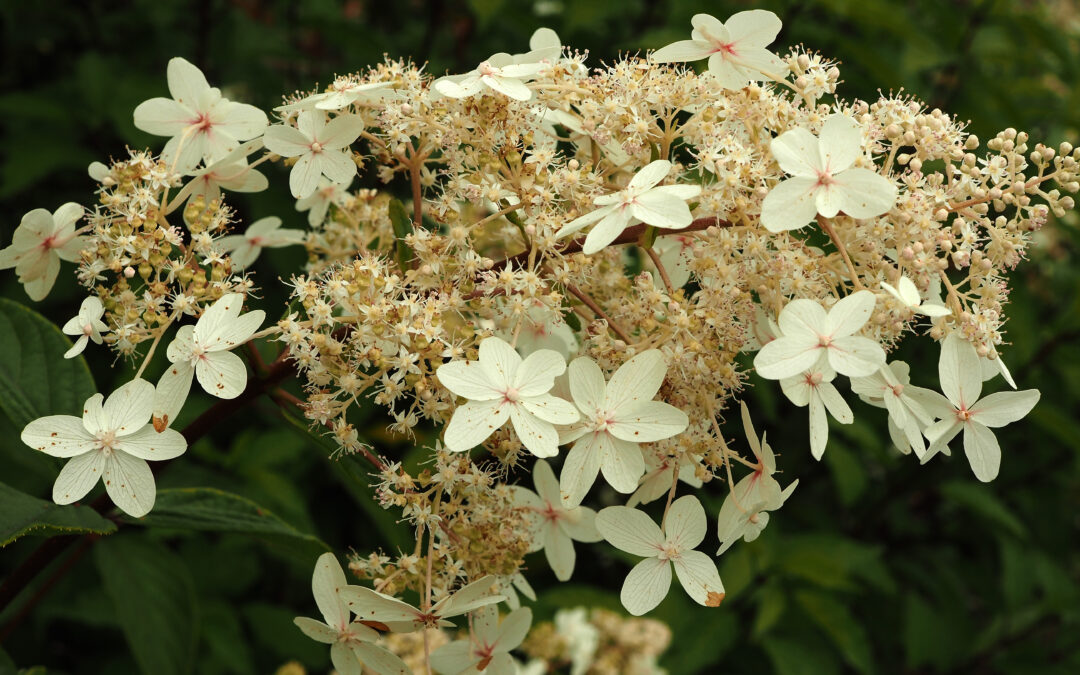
<box><xmin>4</xmin><ymin>9</ymin><xmax>1075</xmax><ymax>673</ymax></box>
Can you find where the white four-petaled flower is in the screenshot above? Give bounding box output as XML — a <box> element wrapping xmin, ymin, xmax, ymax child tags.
<box><xmin>216</xmin><ymin>216</ymin><xmax>306</xmax><ymax>268</ymax></box>
<box><xmin>881</xmin><ymin>275</ymin><xmax>952</xmax><ymax>318</ymax></box>
<box><xmin>596</xmin><ymin>495</ymin><xmax>725</xmax><ymax>616</ymax></box>
<box><xmin>263</xmin><ymin>110</ymin><xmax>365</xmax><ymax>199</ymax></box>
<box><xmin>760</xmin><ymin>114</ymin><xmax>898</xmax><ymax>232</ymax></box>
<box><xmin>559</xmin><ymin>350</ymin><xmax>689</xmax><ymax>506</ymax></box>
<box><xmin>920</xmin><ymin>335</ymin><xmax>1040</xmax><ymax>481</ymax></box>
<box><xmin>434</xmin><ymin>29</ymin><xmax>561</xmax><ymax>102</ymax></box>
<box><xmin>754</xmin><ymin>290</ymin><xmax>885</xmax><ymax>380</ymax></box>
<box><xmin>779</xmin><ymin>363</ymin><xmax>853</xmax><ymax>460</ymax></box>
<box><xmin>134</xmin><ymin>57</ymin><xmax>268</xmax><ymax>173</ymax></box>
<box><xmin>651</xmin><ymin>11</ymin><xmax>786</xmax><ymax>90</ymax></box>
<box><xmin>343</xmin><ymin>576</ymin><xmax>505</xmax><ymax>632</ymax></box>
<box><xmin>20</xmin><ymin>378</ymin><xmax>187</xmax><ymax>517</ymax></box>
<box><xmin>437</xmin><ymin>337</ymin><xmax>579</xmax><ymax>457</ymax></box>
<box><xmin>0</xmin><ymin>204</ymin><xmax>86</xmax><ymax>301</ymax></box>
<box><xmin>62</xmin><ymin>296</ymin><xmax>108</xmax><ymax>358</ymax></box>
<box><xmin>293</xmin><ymin>553</ymin><xmax>410</xmax><ymax>675</ymax></box>
<box><xmin>555</xmin><ymin>160</ymin><xmax>701</xmax><ymax>255</ymax></box>
<box><xmin>511</xmin><ymin>460</ymin><xmax>602</xmax><ymax>581</ymax></box>
<box><xmin>430</xmin><ymin>605</ymin><xmax>532</xmax><ymax>675</ymax></box>
<box><xmin>851</xmin><ymin>361</ymin><xmax>940</xmax><ymax>457</ymax></box>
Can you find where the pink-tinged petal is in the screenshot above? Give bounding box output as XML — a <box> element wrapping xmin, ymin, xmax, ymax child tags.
<box><xmin>605</xmin><ymin>350</ymin><xmax>667</xmax><ymax>412</ymax></box>
<box><xmin>651</xmin><ymin>39</ymin><xmax>715</xmax><ymax>63</ymax></box>
<box><xmin>963</xmin><ymin>421</ymin><xmax>1001</xmax><ymax>482</ymax></box>
<box><xmin>754</xmin><ymin>335</ymin><xmax>822</xmax><ymax>380</ymax></box>
<box><xmin>216</xmin><ymin>101</ymin><xmax>268</xmax><ymax>141</ymax></box>
<box><xmin>103</xmin><ymin>450</ymin><xmax>156</xmax><ymax>517</ymax></box>
<box><xmin>818</xmin><ymin>114</ymin><xmax>862</xmax><ymax>174</ymax></box>
<box><xmin>664</xmin><ymin>495</ymin><xmax>707</xmax><ymax>549</ymax></box>
<box><xmin>629</xmin><ymin>160</ymin><xmax>672</xmax><ymax>191</ymax></box>
<box><xmin>610</xmin><ymin>400</ymin><xmax>688</xmax><ymax>443</ymax></box>
<box><xmin>444</xmin><ymin>400</ymin><xmax>509</xmax><ymax>452</ymax></box>
<box><xmin>691</xmin><ymin>13</ymin><xmax>729</xmax><ymax>43</ymax></box>
<box><xmin>510</xmin><ymin>406</ymin><xmax>560</xmax><ymax>457</ymax></box>
<box><xmin>770</xmin><ymin>128</ymin><xmax>821</xmax><ymax>177</ymax></box>
<box><xmin>595</xmin><ymin>505</ymin><xmax>664</xmax><ymax>555</ymax></box>
<box><xmin>437</xmin><ymin>360</ymin><xmax>502</xmax><ymax>401</ymax></box>
<box><xmin>195</xmin><ymin>350</ymin><xmax>249</xmax><ymax>399</ymax></box>
<box><xmin>827</xmin><ymin>290</ymin><xmax>877</xmax><ymax>337</ymax></box>
<box><xmin>134</xmin><ymin>97</ymin><xmax>196</xmax><ymax>136</ymax></box>
<box><xmin>114</xmin><ymin>426</ymin><xmax>187</xmax><ymax>461</ymax></box>
<box><xmin>162</xmin><ymin>130</ymin><xmax>206</xmax><ymax>174</ymax></box>
<box><xmin>969</xmin><ymin>390</ymin><xmax>1040</xmax><ymax>428</ymax></box>
<box><xmin>289</xmin><ymin>154</ymin><xmax>324</xmax><ymax>199</ymax></box>
<box><xmin>620</xmin><ymin>557</ymin><xmax>672</xmax><ymax>616</ymax></box>
<box><xmin>22</xmin><ymin>415</ymin><xmax>96</xmax><ymax>458</ymax></box>
<box><xmin>829</xmin><ymin>167</ymin><xmax>897</xmax><ymax>219</ymax></box>
<box><xmin>513</xmin><ymin>349</ymin><xmax>566</xmax><ymax>395</ymax></box>
<box><xmin>599</xmin><ymin>435</ymin><xmax>646</xmax><ymax>493</ymax></box>
<box><xmin>631</xmin><ymin>191</ymin><xmax>694</xmax><ymax>229</ymax></box>
<box><xmin>166</xmin><ymin>57</ymin><xmax>211</xmax><ymax>108</ymax></box>
<box><xmin>545</xmin><ymin>526</ymin><xmax>576</xmax><ymax>581</ymax></box>
<box><xmin>103</xmin><ymin>379</ymin><xmax>155</xmax><ymax>436</ymax></box>
<box><xmin>939</xmin><ymin>334</ymin><xmax>982</xmax><ymax>408</ymax></box>
<box><xmin>263</xmin><ymin>124</ymin><xmax>312</xmax><ymax>158</ymax></box>
<box><xmin>760</xmin><ymin>176</ymin><xmax>819</xmax><ymax>232</ymax></box>
<box><xmin>560</xmin><ymin>436</ymin><xmax>604</xmax><ymax>507</ymax></box>
<box><xmin>827</xmin><ymin>335</ymin><xmax>885</xmax><ymax>377</ymax></box>
<box><xmin>52</xmin><ymin>451</ymin><xmax>106</xmax><ymax>504</ymax></box>
<box><xmin>725</xmin><ymin>9</ymin><xmax>782</xmax><ymax>48</ymax></box>
<box><xmin>672</xmin><ymin>549</ymin><xmax>724</xmax><ymax>606</ymax></box>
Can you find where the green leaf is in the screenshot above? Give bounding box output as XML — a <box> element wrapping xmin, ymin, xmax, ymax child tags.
<box><xmin>94</xmin><ymin>535</ymin><xmax>199</xmax><ymax>675</ymax></box>
<box><xmin>753</xmin><ymin>584</ymin><xmax>788</xmax><ymax>638</ymax></box>
<box><xmin>763</xmin><ymin>635</ymin><xmax>841</xmax><ymax>675</ymax></box>
<box><xmin>795</xmin><ymin>589</ymin><xmax>874</xmax><ymax>674</ymax></box>
<box><xmin>120</xmin><ymin>487</ymin><xmax>328</xmax><ymax>553</ymax></box>
<box><xmin>200</xmin><ymin>601</ymin><xmax>254</xmax><ymax>675</ymax></box>
<box><xmin>0</xmin><ymin>298</ymin><xmax>96</xmax><ymax>428</ymax></box>
<box><xmin>940</xmin><ymin>481</ymin><xmax>1025</xmax><ymax>539</ymax></box>
<box><xmin>388</xmin><ymin>197</ymin><xmax>414</xmax><ymax>273</ymax></box>
<box><xmin>0</xmin><ymin>479</ymin><xmax>116</xmax><ymax>547</ymax></box>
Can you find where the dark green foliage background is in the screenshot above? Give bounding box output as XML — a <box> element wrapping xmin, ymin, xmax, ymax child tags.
<box><xmin>1</xmin><ymin>1</ymin><xmax>1079</xmax><ymax>673</ymax></box>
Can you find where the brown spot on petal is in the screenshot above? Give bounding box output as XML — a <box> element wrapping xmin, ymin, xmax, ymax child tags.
<box><xmin>153</xmin><ymin>415</ymin><xmax>168</xmax><ymax>433</ymax></box>
<box><xmin>706</xmin><ymin>591</ymin><xmax>726</xmax><ymax>607</ymax></box>
<box><xmin>360</xmin><ymin>620</ymin><xmax>390</xmax><ymax>632</ymax></box>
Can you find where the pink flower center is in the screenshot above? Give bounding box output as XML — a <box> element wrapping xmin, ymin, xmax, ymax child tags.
<box><xmin>478</xmin><ymin>61</ymin><xmax>499</xmax><ymax>76</ymax></box>
<box><xmin>194</xmin><ymin>113</ymin><xmax>213</xmax><ymax>132</ymax></box>
<box><xmin>310</xmin><ymin>141</ymin><xmax>324</xmax><ymax>153</ymax></box>
<box><xmin>502</xmin><ymin>387</ymin><xmax>520</xmax><ymax>404</ymax></box>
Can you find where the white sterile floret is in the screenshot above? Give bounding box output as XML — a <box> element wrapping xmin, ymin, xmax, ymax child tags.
<box><xmin>559</xmin><ymin>350</ymin><xmax>689</xmax><ymax>506</ymax></box>
<box><xmin>555</xmin><ymin>160</ymin><xmax>701</xmax><ymax>255</ymax></box>
<box><xmin>780</xmin><ymin>363</ymin><xmax>853</xmax><ymax>460</ymax></box>
<box><xmin>134</xmin><ymin>57</ymin><xmax>268</xmax><ymax>173</ymax></box>
<box><xmin>651</xmin><ymin>11</ymin><xmax>786</xmax><ymax>90</ymax></box>
<box><xmin>280</xmin><ymin>77</ymin><xmax>393</xmax><ymax>112</ymax></box>
<box><xmin>263</xmin><ymin>110</ymin><xmax>365</xmax><ymax>199</ymax></box>
<box><xmin>62</xmin><ymin>296</ymin><xmax>109</xmax><ymax>358</ymax></box>
<box><xmin>851</xmin><ymin>361</ymin><xmax>941</xmax><ymax>457</ymax></box>
<box><xmin>170</xmin><ymin>139</ymin><xmax>269</xmax><ymax>207</ymax></box>
<box><xmin>881</xmin><ymin>275</ymin><xmax>952</xmax><ymax>318</ymax></box>
<box><xmin>430</xmin><ymin>605</ymin><xmax>532</xmax><ymax>675</ymax></box>
<box><xmin>0</xmin><ymin>203</ymin><xmax>86</xmax><ymax>302</ymax></box>
<box><xmin>216</xmin><ymin>216</ymin><xmax>306</xmax><ymax>268</ymax></box>
<box><xmin>294</xmin><ymin>553</ymin><xmax>410</xmax><ymax>675</ymax></box>
<box><xmin>297</xmin><ymin>177</ymin><xmax>352</xmax><ymax>226</ymax></box>
<box><xmin>157</xmin><ymin>293</ymin><xmax>265</xmax><ymax>418</ymax></box>
<box><xmin>343</xmin><ymin>576</ymin><xmax>505</xmax><ymax>632</ymax></box>
<box><xmin>596</xmin><ymin>496</ymin><xmax>724</xmax><ymax>616</ymax></box>
<box><xmin>20</xmin><ymin>378</ymin><xmax>187</xmax><ymax>517</ymax></box>
<box><xmin>715</xmin><ymin>402</ymin><xmax>798</xmax><ymax>554</ymax></box>
<box><xmin>754</xmin><ymin>290</ymin><xmax>885</xmax><ymax>380</ymax></box>
<box><xmin>918</xmin><ymin>334</ymin><xmax>1040</xmax><ymax>482</ymax></box>
<box><xmin>437</xmin><ymin>336</ymin><xmax>579</xmax><ymax>457</ymax></box>
<box><xmin>760</xmin><ymin>114</ymin><xmax>898</xmax><ymax>232</ymax></box>
<box><xmin>511</xmin><ymin>460</ymin><xmax>602</xmax><ymax>581</ymax></box>
<box><xmin>628</xmin><ymin>451</ymin><xmax>702</xmax><ymax>507</ymax></box>
<box><xmin>434</xmin><ymin>28</ymin><xmax>561</xmax><ymax>102</ymax></box>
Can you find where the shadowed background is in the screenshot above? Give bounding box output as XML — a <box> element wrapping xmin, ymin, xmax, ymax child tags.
<box><xmin>1</xmin><ymin>1</ymin><xmax>1079</xmax><ymax>673</ymax></box>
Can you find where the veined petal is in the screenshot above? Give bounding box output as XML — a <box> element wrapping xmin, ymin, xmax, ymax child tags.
<box><xmin>519</xmin><ymin>393</ymin><xmax>579</xmax><ymax>425</ymax></box>
<box><xmin>808</xmin><ymin>392</ymin><xmax>829</xmax><ymax>460</ymax></box>
<box><xmin>628</xmin><ymin>160</ymin><xmax>672</xmax><ymax>191</ymax></box>
<box><xmin>963</xmin><ymin>421</ymin><xmax>1001</xmax><ymax>482</ymax></box>
<box><xmin>263</xmin><ymin>124</ymin><xmax>313</xmax><ymax>158</ymax></box>
<box><xmin>560</xmin><ymin>505</ymin><xmax>602</xmax><ymax>543</ymax></box>
<box><xmin>444</xmin><ymin>400</ymin><xmax>509</xmax><ymax>452</ymax></box>
<box><xmin>651</xmin><ymin>39</ymin><xmax>715</xmax><ymax>63</ymax></box>
<box><xmin>437</xmin><ymin>360</ymin><xmax>502</xmax><ymax>401</ymax></box>
<box><xmin>599</xmin><ymin>435</ymin><xmax>646</xmax><ymax>493</ymax></box>
<box><xmin>568</xmin><ymin>357</ymin><xmax>607</xmax><ymax>413</ymax></box>
<box><xmin>312</xmin><ymin>552</ymin><xmax>350</xmax><ymax>630</ymax></box>
<box><xmin>609</xmin><ymin>400</ymin><xmax>688</xmax><ymax>443</ymax></box>
<box><xmin>342</xmin><ymin>586</ymin><xmax>420</xmax><ymax>626</ymax></box>
<box><xmin>545</xmin><ymin>527</ymin><xmax>576</xmax><ymax>581</ymax></box>
<box><xmin>631</xmin><ymin>192</ymin><xmax>694</xmax><ymax>229</ymax></box>
<box><xmin>777</xmin><ymin>298</ymin><xmax>828</xmax><ymax>336</ymax></box>
<box><xmin>581</xmin><ymin>208</ymin><xmax>632</xmax><ymax>254</ymax></box>
<box><xmin>330</xmin><ymin>643</ymin><xmax>363</xmax><ymax>675</ymax></box>
<box><xmin>595</xmin><ymin>505</ymin><xmax>664</xmax><ymax>556</ymax></box>
<box><xmin>760</xmin><ymin>176</ymin><xmax>819</xmax><ymax>232</ymax></box>
<box><xmin>167</xmin><ymin>325</ymin><xmax>197</xmax><ymax>363</ymax></box>
<box><xmin>770</xmin><ymin>127</ymin><xmax>821</xmax><ymax>177</ymax></box>
<box><xmin>560</xmin><ymin>436</ymin><xmax>603</xmax><ymax>507</ymax></box>
<box><xmin>133</xmin><ymin>97</ymin><xmax>195</xmax><ymax>136</ymax></box>
<box><xmin>818</xmin><ymin>382</ymin><xmax>853</xmax><ymax>423</ymax></box>
<box><xmin>195</xmin><ymin>350</ymin><xmax>249</xmax><ymax>399</ymax></box>
<box><xmin>726</xmin><ymin>9</ymin><xmax>782</xmax><ymax>49</ymax></box>
<box><xmin>290</xmin><ymin>154</ymin><xmax>325</xmax><ymax>199</ymax></box>
<box><xmin>495</xmin><ymin>606</ymin><xmax>533</xmax><ymax>652</ymax></box>
<box><xmin>216</xmin><ymin>101</ymin><xmax>268</xmax><ymax>141</ymax></box>
<box><xmin>153</xmin><ymin>361</ymin><xmax>192</xmax><ymax>431</ymax></box>
<box><xmin>827</xmin><ymin>289</ymin><xmax>876</xmax><ymax>337</ymax></box>
<box><xmin>830</xmin><ymin>168</ymin><xmax>897</xmax><ymax>219</ymax></box>
<box><xmin>22</xmin><ymin>415</ymin><xmax>96</xmax><ymax>457</ymax></box>
<box><xmin>439</xmin><ymin>576</ymin><xmax>504</xmax><ymax>617</ymax></box>
<box><xmin>103</xmin><ymin>379</ymin><xmax>156</xmax><ymax>436</ymax></box>
<box><xmin>316</xmin><ymin>149</ymin><xmax>359</xmax><ymax>186</ymax></box>
<box><xmin>818</xmin><ymin>114</ymin><xmax>862</xmax><ymax>174</ymax></box>
<box><xmin>664</xmin><ymin>495</ymin><xmax>707</xmax><ymax>549</ymax></box>
<box><xmin>479</xmin><ymin>336</ymin><xmax>521</xmax><ymax>390</ymax></box>
<box><xmin>482</xmin><ymin>74</ymin><xmax>532</xmax><ymax>101</ymax></box>
<box><xmin>510</xmin><ymin>406</ymin><xmax>560</xmax><ymax>457</ymax></box>
<box><xmin>352</xmin><ymin>642</ymin><xmax>411</xmax><ymax>675</ymax></box>
<box><xmin>939</xmin><ymin>334</ymin><xmax>982</xmax><ymax>408</ymax></box>
<box><xmin>672</xmin><ymin>549</ymin><xmax>725</xmax><ymax>607</ymax></box>
<box><xmin>166</xmin><ymin>57</ymin><xmax>211</xmax><ymax>108</ymax></box>
<box><xmin>556</xmin><ymin>204</ymin><xmax>613</xmax><ymax>239</ymax></box>
<box><xmin>293</xmin><ymin>617</ymin><xmax>338</xmax><ymax>644</ymax></box>
<box><xmin>970</xmin><ymin>390</ymin><xmax>1040</xmax><ymax>428</ymax></box>
<box><xmin>52</xmin><ymin>451</ymin><xmax>106</xmax><ymax>504</ymax></box>
<box><xmin>754</xmin><ymin>335</ymin><xmax>822</xmax><ymax>380</ymax></box>
<box><xmin>531</xmin><ymin>458</ymin><xmax>561</xmax><ymax>505</ymax></box>
<box><xmin>514</xmin><ymin>349</ymin><xmax>566</xmax><ymax>395</ymax></box>
<box><xmin>605</xmin><ymin>349</ymin><xmax>667</xmax><ymax>412</ymax></box>
<box><xmin>620</xmin><ymin>557</ymin><xmax>671</xmax><ymax>616</ymax></box>
<box><xmin>103</xmin><ymin>451</ymin><xmax>156</xmax><ymax>517</ymax></box>
<box><xmin>827</xmin><ymin>336</ymin><xmax>886</xmax><ymax>378</ymax></box>
<box><xmin>114</xmin><ymin>426</ymin><xmax>187</xmax><ymax>461</ymax></box>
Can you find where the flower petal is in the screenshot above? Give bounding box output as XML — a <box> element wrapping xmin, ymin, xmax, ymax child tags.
<box><xmin>560</xmin><ymin>436</ymin><xmax>603</xmax><ymax>507</ymax></box>
<box><xmin>444</xmin><ymin>400</ymin><xmax>509</xmax><ymax>452</ymax></box>
<box><xmin>599</xmin><ymin>435</ymin><xmax>646</xmax><ymax>493</ymax></box>
<box><xmin>514</xmin><ymin>349</ymin><xmax>566</xmax><ymax>395</ymax></box>
<box><xmin>52</xmin><ymin>451</ymin><xmax>105</xmax><ymax>504</ymax></box>
<box><xmin>760</xmin><ymin>176</ymin><xmax>819</xmax><ymax>232</ymax></box>
<box><xmin>939</xmin><ymin>334</ymin><xmax>982</xmax><ymax>408</ymax></box>
<box><xmin>437</xmin><ymin>360</ymin><xmax>502</xmax><ymax>401</ymax></box>
<box><xmin>620</xmin><ymin>557</ymin><xmax>671</xmax><ymax>616</ymax></box>
<box><xmin>830</xmin><ymin>167</ymin><xmax>897</xmax><ymax>219</ymax></box>
<box><xmin>510</xmin><ymin>405</ymin><xmax>560</xmax><ymax>457</ymax></box>
<box><xmin>312</xmin><ymin>552</ymin><xmax>350</xmax><ymax>630</ymax></box>
<box><xmin>22</xmin><ymin>415</ymin><xmax>96</xmax><ymax>458</ymax></box>
<box><xmin>595</xmin><ymin>505</ymin><xmax>664</xmax><ymax>556</ymax></box>
<box><xmin>195</xmin><ymin>350</ymin><xmax>249</xmax><ymax>399</ymax></box>
<box><xmin>103</xmin><ymin>450</ymin><xmax>156</xmax><ymax>517</ymax></box>
<box><xmin>114</xmin><ymin>426</ymin><xmax>187</xmax><ymax>461</ymax></box>
<box><xmin>103</xmin><ymin>379</ymin><xmax>156</xmax><ymax>436</ymax></box>
<box><xmin>664</xmin><ymin>495</ymin><xmax>707</xmax><ymax>549</ymax></box>
<box><xmin>610</xmin><ymin>400</ymin><xmax>688</xmax><ymax>443</ymax></box>
<box><xmin>672</xmin><ymin>549</ymin><xmax>725</xmax><ymax>606</ymax></box>
<box><xmin>963</xmin><ymin>421</ymin><xmax>1001</xmax><ymax>482</ymax></box>
<box><xmin>604</xmin><ymin>350</ymin><xmax>667</xmax><ymax>412</ymax></box>
<box><xmin>970</xmin><ymin>390</ymin><xmax>1040</xmax><ymax>428</ymax></box>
